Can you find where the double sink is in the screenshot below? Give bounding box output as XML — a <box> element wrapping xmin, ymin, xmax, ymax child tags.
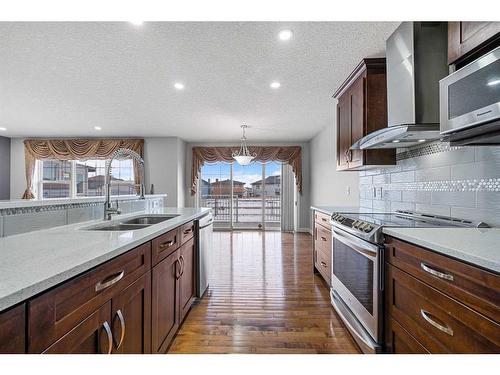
<box><xmin>83</xmin><ymin>214</ymin><xmax>180</xmax><ymax>231</ymax></box>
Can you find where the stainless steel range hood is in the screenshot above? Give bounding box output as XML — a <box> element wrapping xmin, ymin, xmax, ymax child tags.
<box><xmin>351</xmin><ymin>22</ymin><xmax>448</xmax><ymax>150</ymax></box>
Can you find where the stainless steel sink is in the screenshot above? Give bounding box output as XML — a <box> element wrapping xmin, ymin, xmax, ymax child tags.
<box><xmin>90</xmin><ymin>223</ymin><xmax>152</xmax><ymax>231</ymax></box>
<box><xmin>121</xmin><ymin>215</ymin><xmax>179</xmax><ymax>225</ymax></box>
<box><xmin>82</xmin><ymin>215</ymin><xmax>180</xmax><ymax>231</ymax></box>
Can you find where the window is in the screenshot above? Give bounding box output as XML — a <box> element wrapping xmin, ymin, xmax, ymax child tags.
<box><xmin>36</xmin><ymin>158</ymin><xmax>135</xmax><ymax>199</ymax></box>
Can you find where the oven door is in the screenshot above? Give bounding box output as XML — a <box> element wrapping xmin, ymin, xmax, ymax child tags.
<box><xmin>330</xmin><ymin>227</ymin><xmax>383</xmax><ymax>350</ymax></box>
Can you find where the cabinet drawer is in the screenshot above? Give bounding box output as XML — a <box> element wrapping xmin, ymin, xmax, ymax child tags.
<box><xmin>314</xmin><ymin>211</ymin><xmax>331</xmax><ymax>229</ymax></box>
<box><xmin>152</xmin><ymin>228</ymin><xmax>179</xmax><ymax>265</ymax></box>
<box><xmin>386</xmin><ymin>263</ymin><xmax>500</xmax><ymax>353</ymax></box>
<box><xmin>385</xmin><ymin>316</ymin><xmax>429</xmax><ymax>354</ymax></box>
<box><xmin>315</xmin><ymin>224</ymin><xmax>331</xmax><ymax>254</ymax></box>
<box><xmin>179</xmin><ymin>221</ymin><xmax>195</xmax><ymax>245</ymax></box>
<box><xmin>385</xmin><ymin>236</ymin><xmax>500</xmax><ymax>322</ymax></box>
<box><xmin>316</xmin><ymin>247</ymin><xmax>331</xmax><ymax>285</ymax></box>
<box><xmin>28</xmin><ymin>242</ymin><xmax>151</xmax><ymax>353</ymax></box>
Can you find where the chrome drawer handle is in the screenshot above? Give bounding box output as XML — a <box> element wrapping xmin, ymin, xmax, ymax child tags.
<box><xmin>159</xmin><ymin>239</ymin><xmax>175</xmax><ymax>249</ymax></box>
<box><xmin>320</xmin><ymin>236</ymin><xmax>327</xmax><ymax>241</ymax></box>
<box><xmin>183</xmin><ymin>228</ymin><xmax>192</xmax><ymax>235</ymax></box>
<box><xmin>114</xmin><ymin>309</ymin><xmax>126</xmax><ymax>349</ymax></box>
<box><xmin>95</xmin><ymin>270</ymin><xmax>124</xmax><ymax>292</ymax></box>
<box><xmin>320</xmin><ymin>261</ymin><xmax>327</xmax><ymax>268</ymax></box>
<box><xmin>102</xmin><ymin>321</ymin><xmax>113</xmax><ymax>354</ymax></box>
<box><xmin>179</xmin><ymin>255</ymin><xmax>185</xmax><ymax>277</ymax></box>
<box><xmin>420</xmin><ymin>263</ymin><xmax>454</xmax><ymax>281</ymax></box>
<box><xmin>420</xmin><ymin>309</ymin><xmax>454</xmax><ymax>336</ymax></box>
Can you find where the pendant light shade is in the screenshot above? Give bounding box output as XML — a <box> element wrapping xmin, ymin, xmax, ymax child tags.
<box><xmin>232</xmin><ymin>125</ymin><xmax>257</xmax><ymax>166</ymax></box>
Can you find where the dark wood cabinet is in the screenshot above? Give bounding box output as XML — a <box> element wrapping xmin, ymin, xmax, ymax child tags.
<box><xmin>312</xmin><ymin>210</ymin><xmax>332</xmax><ymax>286</ymax></box>
<box><xmin>179</xmin><ymin>237</ymin><xmax>196</xmax><ymax>322</ymax></box>
<box><xmin>0</xmin><ymin>304</ymin><xmax>26</xmax><ymax>353</ymax></box>
<box><xmin>333</xmin><ymin>58</ymin><xmax>395</xmax><ymax>171</ymax></box>
<box><xmin>448</xmin><ymin>22</ymin><xmax>500</xmax><ymax>65</ymax></box>
<box><xmin>152</xmin><ymin>249</ymin><xmax>180</xmax><ymax>354</ymax></box>
<box><xmin>2</xmin><ymin>220</ymin><xmax>199</xmax><ymax>354</ymax></box>
<box><xmin>43</xmin><ymin>302</ymin><xmax>112</xmax><ymax>354</ymax></box>
<box><xmin>111</xmin><ymin>273</ymin><xmax>151</xmax><ymax>354</ymax></box>
<box><xmin>385</xmin><ymin>236</ymin><xmax>500</xmax><ymax>354</ymax></box>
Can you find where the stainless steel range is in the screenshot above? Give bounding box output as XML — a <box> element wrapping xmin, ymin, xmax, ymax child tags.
<box><xmin>329</xmin><ymin>210</ymin><xmax>488</xmax><ymax>354</ymax></box>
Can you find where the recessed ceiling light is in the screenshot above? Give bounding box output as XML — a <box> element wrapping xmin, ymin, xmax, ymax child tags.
<box><xmin>392</xmin><ymin>140</ymin><xmax>400</xmax><ymax>143</ymax></box>
<box><xmin>418</xmin><ymin>139</ymin><xmax>426</xmax><ymax>142</ymax></box>
<box><xmin>487</xmin><ymin>79</ymin><xmax>500</xmax><ymax>86</ymax></box>
<box><xmin>130</xmin><ymin>21</ymin><xmax>144</xmax><ymax>26</ymax></box>
<box><xmin>0</xmin><ymin>127</ymin><xmax>6</xmax><ymax>131</ymax></box>
<box><xmin>270</xmin><ymin>81</ymin><xmax>281</xmax><ymax>89</ymax></box>
<box><xmin>278</xmin><ymin>29</ymin><xmax>293</xmax><ymax>41</ymax></box>
<box><xmin>94</xmin><ymin>126</ymin><xmax>102</xmax><ymax>131</ymax></box>
<box><xmin>174</xmin><ymin>82</ymin><xmax>185</xmax><ymax>90</ymax></box>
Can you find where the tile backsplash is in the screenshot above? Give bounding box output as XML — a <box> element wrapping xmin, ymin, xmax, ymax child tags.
<box><xmin>0</xmin><ymin>196</ymin><xmax>165</xmax><ymax>237</ymax></box>
<box><xmin>359</xmin><ymin>142</ymin><xmax>500</xmax><ymax>227</ymax></box>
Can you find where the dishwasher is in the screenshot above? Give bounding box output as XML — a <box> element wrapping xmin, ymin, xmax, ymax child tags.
<box><xmin>197</xmin><ymin>212</ymin><xmax>213</xmax><ymax>297</ymax></box>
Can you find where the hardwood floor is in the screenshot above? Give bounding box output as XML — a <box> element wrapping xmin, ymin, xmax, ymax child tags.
<box><xmin>168</xmin><ymin>231</ymin><xmax>360</xmax><ymax>354</ymax></box>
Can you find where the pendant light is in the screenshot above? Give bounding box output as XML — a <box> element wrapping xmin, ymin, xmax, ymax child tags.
<box><xmin>232</xmin><ymin>124</ymin><xmax>257</xmax><ymax>166</ymax></box>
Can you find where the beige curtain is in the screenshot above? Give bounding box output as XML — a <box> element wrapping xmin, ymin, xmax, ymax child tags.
<box><xmin>22</xmin><ymin>138</ymin><xmax>144</xmax><ymax>199</ymax></box>
<box><xmin>191</xmin><ymin>146</ymin><xmax>302</xmax><ymax>195</ymax></box>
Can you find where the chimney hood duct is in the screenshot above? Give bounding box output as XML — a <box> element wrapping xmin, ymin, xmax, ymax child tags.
<box><xmin>351</xmin><ymin>22</ymin><xmax>448</xmax><ymax>150</ymax></box>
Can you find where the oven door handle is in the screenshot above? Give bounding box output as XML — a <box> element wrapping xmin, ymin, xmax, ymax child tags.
<box><xmin>332</xmin><ymin>227</ymin><xmax>379</xmax><ymax>260</ymax></box>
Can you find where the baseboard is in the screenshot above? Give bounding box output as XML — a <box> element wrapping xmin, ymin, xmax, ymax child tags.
<box><xmin>297</xmin><ymin>227</ymin><xmax>312</xmax><ymax>235</ymax></box>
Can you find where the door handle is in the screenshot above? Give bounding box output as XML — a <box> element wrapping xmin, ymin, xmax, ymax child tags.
<box><xmin>420</xmin><ymin>309</ymin><xmax>454</xmax><ymax>336</ymax></box>
<box><xmin>113</xmin><ymin>309</ymin><xmax>126</xmax><ymax>350</ymax></box>
<box><xmin>95</xmin><ymin>271</ymin><xmax>124</xmax><ymax>292</ymax></box>
<box><xmin>159</xmin><ymin>239</ymin><xmax>175</xmax><ymax>249</ymax></box>
<box><xmin>179</xmin><ymin>255</ymin><xmax>185</xmax><ymax>277</ymax></box>
<box><xmin>101</xmin><ymin>321</ymin><xmax>113</xmax><ymax>354</ymax></box>
<box><xmin>420</xmin><ymin>263</ymin><xmax>454</xmax><ymax>281</ymax></box>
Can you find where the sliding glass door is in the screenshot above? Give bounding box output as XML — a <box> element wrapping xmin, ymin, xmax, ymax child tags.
<box><xmin>199</xmin><ymin>161</ymin><xmax>282</xmax><ymax>230</ymax></box>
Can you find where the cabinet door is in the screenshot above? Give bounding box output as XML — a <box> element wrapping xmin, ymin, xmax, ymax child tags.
<box><xmin>179</xmin><ymin>237</ymin><xmax>196</xmax><ymax>322</ymax></box>
<box><xmin>385</xmin><ymin>316</ymin><xmax>429</xmax><ymax>354</ymax></box>
<box><xmin>336</xmin><ymin>93</ymin><xmax>351</xmax><ymax>170</ymax></box>
<box><xmin>152</xmin><ymin>249</ymin><xmax>180</xmax><ymax>353</ymax></box>
<box><xmin>112</xmin><ymin>272</ymin><xmax>151</xmax><ymax>354</ymax></box>
<box><xmin>43</xmin><ymin>302</ymin><xmax>112</xmax><ymax>354</ymax></box>
<box><xmin>349</xmin><ymin>74</ymin><xmax>365</xmax><ymax>168</ymax></box>
<box><xmin>448</xmin><ymin>22</ymin><xmax>500</xmax><ymax>64</ymax></box>
<box><xmin>0</xmin><ymin>304</ymin><xmax>25</xmax><ymax>353</ymax></box>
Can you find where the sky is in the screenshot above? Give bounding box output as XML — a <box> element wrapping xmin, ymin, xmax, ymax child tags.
<box><xmin>201</xmin><ymin>161</ymin><xmax>281</xmax><ymax>187</ymax></box>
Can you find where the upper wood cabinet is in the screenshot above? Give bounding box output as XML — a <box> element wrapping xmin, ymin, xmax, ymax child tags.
<box><xmin>333</xmin><ymin>58</ymin><xmax>395</xmax><ymax>171</ymax></box>
<box><xmin>448</xmin><ymin>22</ymin><xmax>500</xmax><ymax>65</ymax></box>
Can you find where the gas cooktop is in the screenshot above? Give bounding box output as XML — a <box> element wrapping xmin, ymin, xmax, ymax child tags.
<box><xmin>330</xmin><ymin>210</ymin><xmax>489</xmax><ymax>244</ymax></box>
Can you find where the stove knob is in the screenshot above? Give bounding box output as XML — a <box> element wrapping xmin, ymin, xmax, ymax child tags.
<box><xmin>357</xmin><ymin>222</ymin><xmax>366</xmax><ymax>230</ymax></box>
<box><xmin>364</xmin><ymin>225</ymin><xmax>373</xmax><ymax>232</ymax></box>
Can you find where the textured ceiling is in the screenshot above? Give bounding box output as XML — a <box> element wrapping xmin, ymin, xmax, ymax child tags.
<box><xmin>0</xmin><ymin>22</ymin><xmax>399</xmax><ymax>141</ymax></box>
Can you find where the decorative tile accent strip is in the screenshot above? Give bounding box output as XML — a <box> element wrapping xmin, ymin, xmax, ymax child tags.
<box><xmin>360</xmin><ymin>178</ymin><xmax>500</xmax><ymax>192</ymax></box>
<box><xmin>396</xmin><ymin>141</ymin><xmax>463</xmax><ymax>161</ymax></box>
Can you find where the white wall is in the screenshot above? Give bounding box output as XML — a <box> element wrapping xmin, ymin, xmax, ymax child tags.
<box><xmin>0</xmin><ymin>136</ymin><xmax>11</xmax><ymax>199</ymax></box>
<box><xmin>309</xmin><ymin>123</ymin><xmax>359</xmax><ymax>208</ymax></box>
<box><xmin>184</xmin><ymin>141</ymin><xmax>311</xmax><ymax>231</ymax></box>
<box><xmin>143</xmin><ymin>137</ymin><xmax>186</xmax><ymax>207</ymax></box>
<box><xmin>10</xmin><ymin>138</ymin><xmax>25</xmax><ymax>199</ymax></box>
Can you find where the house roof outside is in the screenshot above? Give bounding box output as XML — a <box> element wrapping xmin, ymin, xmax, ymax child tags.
<box><xmin>210</xmin><ymin>179</ymin><xmax>245</xmax><ymax>186</ymax></box>
<box><xmin>251</xmin><ymin>175</ymin><xmax>281</xmax><ymax>186</ymax></box>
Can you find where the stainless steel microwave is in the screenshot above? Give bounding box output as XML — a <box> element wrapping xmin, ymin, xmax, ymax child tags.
<box><xmin>440</xmin><ymin>46</ymin><xmax>500</xmax><ymax>145</ymax></box>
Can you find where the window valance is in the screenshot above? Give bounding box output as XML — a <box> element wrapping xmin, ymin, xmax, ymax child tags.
<box><xmin>191</xmin><ymin>146</ymin><xmax>302</xmax><ymax>195</ymax></box>
<box><xmin>22</xmin><ymin>138</ymin><xmax>144</xmax><ymax>199</ymax></box>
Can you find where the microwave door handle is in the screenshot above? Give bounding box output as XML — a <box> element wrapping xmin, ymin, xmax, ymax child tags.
<box><xmin>332</xmin><ymin>228</ymin><xmax>378</xmax><ymax>260</ymax></box>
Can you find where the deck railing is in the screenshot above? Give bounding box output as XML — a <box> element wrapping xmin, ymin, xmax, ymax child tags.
<box><xmin>200</xmin><ymin>194</ymin><xmax>281</xmax><ymax>224</ymax></box>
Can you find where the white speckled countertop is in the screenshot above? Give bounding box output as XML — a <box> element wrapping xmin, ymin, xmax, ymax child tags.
<box><xmin>383</xmin><ymin>227</ymin><xmax>500</xmax><ymax>274</ymax></box>
<box><xmin>0</xmin><ymin>207</ymin><xmax>210</xmax><ymax>312</ymax></box>
<box><xmin>310</xmin><ymin>206</ymin><xmax>366</xmax><ymax>215</ymax></box>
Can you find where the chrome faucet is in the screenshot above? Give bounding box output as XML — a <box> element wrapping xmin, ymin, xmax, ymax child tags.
<box><xmin>104</xmin><ymin>148</ymin><xmax>145</xmax><ymax>220</ymax></box>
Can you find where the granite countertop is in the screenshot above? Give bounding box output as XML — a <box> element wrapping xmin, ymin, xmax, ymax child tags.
<box><xmin>383</xmin><ymin>227</ymin><xmax>500</xmax><ymax>274</ymax></box>
<box><xmin>0</xmin><ymin>194</ymin><xmax>167</xmax><ymax>210</ymax></box>
<box><xmin>0</xmin><ymin>207</ymin><xmax>210</xmax><ymax>312</ymax></box>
